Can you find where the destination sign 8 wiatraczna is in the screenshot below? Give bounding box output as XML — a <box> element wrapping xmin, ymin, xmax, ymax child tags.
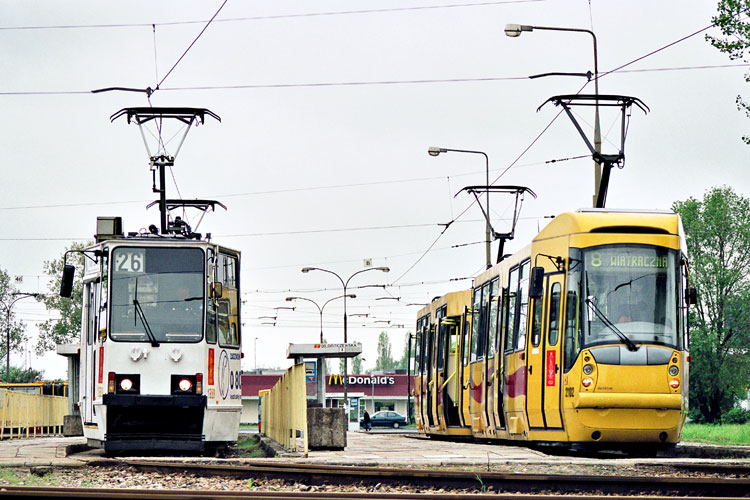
<box><xmin>587</xmin><ymin>252</ymin><xmax>668</xmax><ymax>269</ymax></box>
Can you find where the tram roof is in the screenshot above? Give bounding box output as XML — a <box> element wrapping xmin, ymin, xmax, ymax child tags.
<box><xmin>534</xmin><ymin>208</ymin><xmax>681</xmax><ymax>241</ymax></box>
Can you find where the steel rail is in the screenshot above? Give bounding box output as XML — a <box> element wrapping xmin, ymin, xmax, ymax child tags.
<box><xmin>114</xmin><ymin>460</ymin><xmax>750</xmax><ymax>497</ymax></box>
<box><xmin>0</xmin><ymin>486</ymin><xmax>747</xmax><ymax>500</ymax></box>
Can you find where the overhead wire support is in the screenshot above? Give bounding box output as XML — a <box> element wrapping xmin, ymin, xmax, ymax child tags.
<box><xmin>537</xmin><ymin>94</ymin><xmax>649</xmax><ymax>208</ymax></box>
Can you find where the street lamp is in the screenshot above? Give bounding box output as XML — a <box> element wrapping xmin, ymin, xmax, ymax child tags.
<box><xmin>504</xmin><ymin>23</ymin><xmax>601</xmax><ymax>207</ymax></box>
<box><xmin>285</xmin><ymin>294</ymin><xmax>356</xmax><ymax>344</ymax></box>
<box><xmin>254</xmin><ymin>337</ymin><xmax>258</xmax><ymax>370</ymax></box>
<box><xmin>301</xmin><ymin>266</ymin><xmax>390</xmax><ymax>425</ymax></box>
<box><xmin>428</xmin><ymin>147</ymin><xmax>491</xmax><ymax>269</ymax></box>
<box><xmin>1</xmin><ymin>292</ymin><xmax>42</xmax><ymax>380</ymax></box>
<box><xmin>286</xmin><ymin>293</ymin><xmax>356</xmax><ymax>407</ymax></box>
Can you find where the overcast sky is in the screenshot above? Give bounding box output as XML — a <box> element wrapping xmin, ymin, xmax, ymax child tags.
<box><xmin>2</xmin><ymin>0</ymin><xmax>748</xmax><ymax>379</ymax></box>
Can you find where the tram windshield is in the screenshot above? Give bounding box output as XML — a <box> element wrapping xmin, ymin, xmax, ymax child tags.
<box><xmin>568</xmin><ymin>244</ymin><xmax>680</xmax><ymax>354</ymax></box>
<box><xmin>110</xmin><ymin>247</ymin><xmax>204</xmax><ymax>343</ymax></box>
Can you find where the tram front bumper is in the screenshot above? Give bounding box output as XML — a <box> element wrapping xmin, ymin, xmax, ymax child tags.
<box><xmin>102</xmin><ymin>394</ymin><xmax>207</xmax><ymax>451</ymax></box>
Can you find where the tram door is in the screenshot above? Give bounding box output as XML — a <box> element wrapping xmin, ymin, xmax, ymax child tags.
<box><xmin>526</xmin><ymin>272</ymin><xmax>564</xmax><ymax>429</ymax></box>
<box><xmin>425</xmin><ymin>325</ymin><xmax>435</xmax><ymax>427</ymax></box>
<box><xmin>542</xmin><ymin>275</ymin><xmax>564</xmax><ymax>428</ymax></box>
<box><xmin>460</xmin><ymin>310</ymin><xmax>471</xmax><ymax>427</ymax></box>
<box><xmin>81</xmin><ymin>281</ymin><xmax>96</xmax><ymax>424</ymax></box>
<box><xmin>413</xmin><ymin>327</ymin><xmax>423</xmax><ymax>429</ymax></box>
<box><xmin>441</xmin><ymin>317</ymin><xmax>462</xmax><ymax>426</ymax></box>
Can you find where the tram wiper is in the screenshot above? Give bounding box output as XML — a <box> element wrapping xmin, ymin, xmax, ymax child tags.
<box><xmin>133</xmin><ymin>298</ymin><xmax>160</xmax><ymax>347</ymax></box>
<box><xmin>584</xmin><ymin>297</ymin><xmax>639</xmax><ymax>352</ymax></box>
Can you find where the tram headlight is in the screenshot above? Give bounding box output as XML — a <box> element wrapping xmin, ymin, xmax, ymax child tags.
<box><xmin>582</xmin><ymin>364</ymin><xmax>594</xmax><ymax>375</ymax></box>
<box><xmin>119</xmin><ymin>378</ymin><xmax>133</xmax><ymax>392</ymax></box>
<box><xmin>581</xmin><ymin>377</ymin><xmax>594</xmax><ymax>388</ymax></box>
<box><xmin>668</xmin><ymin>365</ymin><xmax>679</xmax><ymax>376</ymax></box>
<box><xmin>178</xmin><ymin>378</ymin><xmax>193</xmax><ymax>392</ymax></box>
<box><xmin>669</xmin><ymin>378</ymin><xmax>680</xmax><ymax>389</ymax></box>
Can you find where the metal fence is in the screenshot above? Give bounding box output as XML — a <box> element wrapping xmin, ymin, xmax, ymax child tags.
<box><xmin>260</xmin><ymin>362</ymin><xmax>308</xmax><ymax>456</ymax></box>
<box><xmin>0</xmin><ymin>389</ymin><xmax>68</xmax><ymax>439</ymax></box>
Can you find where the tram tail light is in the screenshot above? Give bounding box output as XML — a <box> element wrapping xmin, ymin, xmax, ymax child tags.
<box><xmin>208</xmin><ymin>348</ymin><xmax>215</xmax><ymax>385</ymax></box>
<box><xmin>581</xmin><ymin>377</ymin><xmax>594</xmax><ymax>388</ymax></box>
<box><xmin>171</xmin><ymin>374</ymin><xmax>197</xmax><ymax>395</ymax></box>
<box><xmin>108</xmin><ymin>372</ymin><xmax>115</xmax><ymax>394</ymax></box>
<box><xmin>669</xmin><ymin>378</ymin><xmax>680</xmax><ymax>389</ymax></box>
<box><xmin>114</xmin><ymin>374</ymin><xmax>140</xmax><ymax>394</ymax></box>
<box><xmin>196</xmin><ymin>373</ymin><xmax>203</xmax><ymax>395</ymax></box>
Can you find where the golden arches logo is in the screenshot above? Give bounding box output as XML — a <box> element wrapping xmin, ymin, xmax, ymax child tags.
<box><xmin>328</xmin><ymin>373</ymin><xmax>344</xmax><ymax>385</ymax></box>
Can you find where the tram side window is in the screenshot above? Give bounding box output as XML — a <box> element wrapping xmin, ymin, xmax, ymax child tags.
<box><xmin>487</xmin><ymin>279</ymin><xmax>499</xmax><ymax>358</ymax></box>
<box><xmin>505</xmin><ymin>267</ymin><xmax>519</xmax><ymax>352</ymax></box>
<box><xmin>216</xmin><ymin>253</ymin><xmax>240</xmax><ymax>348</ymax></box>
<box><xmin>206</xmin><ymin>298</ymin><xmax>217</xmax><ymax>344</ymax></box>
<box><xmin>414</xmin><ymin>331</ymin><xmax>422</xmax><ymax>375</ymax></box>
<box><xmin>86</xmin><ymin>283</ymin><xmax>96</xmax><ymax>345</ymax></box>
<box><xmin>548</xmin><ymin>282</ymin><xmax>561</xmax><ymax>346</ymax></box>
<box><xmin>217</xmin><ymin>300</ymin><xmax>238</xmax><ymax>347</ymax></box>
<box><xmin>437</xmin><ymin>323</ymin><xmax>446</xmax><ymax>370</ymax></box>
<box><xmin>530</xmin><ymin>282</ymin><xmax>544</xmax><ymax>347</ymax></box>
<box><xmin>470</xmin><ymin>287</ymin><xmax>482</xmax><ymax>362</ymax></box>
<box><xmin>217</xmin><ymin>253</ymin><xmax>238</xmax><ymax>289</ymax></box>
<box><xmin>462</xmin><ymin>318</ymin><xmax>470</xmax><ymax>367</ymax></box>
<box><xmin>515</xmin><ymin>261</ymin><xmax>530</xmax><ymax>351</ymax></box>
<box><xmin>499</xmin><ymin>287</ymin><xmax>508</xmax><ymax>352</ymax></box>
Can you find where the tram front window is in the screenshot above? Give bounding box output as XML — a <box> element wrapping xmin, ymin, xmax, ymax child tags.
<box><xmin>575</xmin><ymin>244</ymin><xmax>680</xmax><ymax>351</ymax></box>
<box><xmin>110</xmin><ymin>247</ymin><xmax>204</xmax><ymax>343</ymax></box>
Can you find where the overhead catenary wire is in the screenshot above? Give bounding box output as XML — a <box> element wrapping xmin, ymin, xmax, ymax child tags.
<box><xmin>0</xmin><ymin>0</ymin><xmax>546</xmax><ymax>31</ymax></box>
<box><xmin>154</xmin><ymin>0</ymin><xmax>228</xmax><ymax>92</ymax></box>
<box><xmin>0</xmin><ymin>64</ymin><xmax>747</xmax><ymax>97</ymax></box>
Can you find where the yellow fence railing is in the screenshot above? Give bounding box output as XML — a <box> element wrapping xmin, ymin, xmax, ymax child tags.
<box><xmin>0</xmin><ymin>389</ymin><xmax>68</xmax><ymax>439</ymax></box>
<box><xmin>261</xmin><ymin>362</ymin><xmax>308</xmax><ymax>456</ymax></box>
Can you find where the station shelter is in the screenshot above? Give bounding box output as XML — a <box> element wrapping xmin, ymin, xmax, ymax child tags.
<box><xmin>240</xmin><ymin>371</ymin><xmax>409</xmax><ymax>424</ymax></box>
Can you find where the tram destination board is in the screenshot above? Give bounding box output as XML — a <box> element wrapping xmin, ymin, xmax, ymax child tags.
<box><xmin>287</xmin><ymin>342</ymin><xmax>362</xmax><ymax>359</ymax></box>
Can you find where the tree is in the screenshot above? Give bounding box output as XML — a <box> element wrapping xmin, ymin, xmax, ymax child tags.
<box><xmin>375</xmin><ymin>331</ymin><xmax>397</xmax><ymax>371</ymax></box>
<box><xmin>0</xmin><ymin>268</ymin><xmax>28</xmax><ymax>367</ymax></box>
<box><xmin>707</xmin><ymin>0</ymin><xmax>750</xmax><ymax>144</ymax></box>
<box><xmin>36</xmin><ymin>242</ymin><xmax>89</xmax><ymax>354</ymax></box>
<box><xmin>0</xmin><ymin>366</ymin><xmax>44</xmax><ymax>383</ymax></box>
<box><xmin>396</xmin><ymin>331</ymin><xmax>412</xmax><ymax>371</ymax></box>
<box><xmin>673</xmin><ymin>186</ymin><xmax>750</xmax><ymax>423</ymax></box>
<box><xmin>351</xmin><ymin>354</ymin><xmax>363</xmax><ymax>374</ymax></box>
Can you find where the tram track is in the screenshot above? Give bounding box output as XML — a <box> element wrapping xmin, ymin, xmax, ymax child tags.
<box><xmin>0</xmin><ymin>487</ymin><xmax>747</xmax><ymax>500</ymax></box>
<box><xmin>92</xmin><ymin>459</ymin><xmax>750</xmax><ymax>497</ymax></box>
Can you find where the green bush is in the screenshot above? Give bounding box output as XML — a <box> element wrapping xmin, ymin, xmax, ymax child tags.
<box><xmin>723</xmin><ymin>408</ymin><xmax>750</xmax><ymax>425</ymax></box>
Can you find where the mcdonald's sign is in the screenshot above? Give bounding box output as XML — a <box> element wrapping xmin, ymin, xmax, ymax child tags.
<box><xmin>328</xmin><ymin>373</ymin><xmax>344</xmax><ymax>385</ymax></box>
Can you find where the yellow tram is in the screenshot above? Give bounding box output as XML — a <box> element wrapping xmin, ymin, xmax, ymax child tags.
<box><xmin>415</xmin><ymin>208</ymin><xmax>694</xmax><ymax>451</ymax></box>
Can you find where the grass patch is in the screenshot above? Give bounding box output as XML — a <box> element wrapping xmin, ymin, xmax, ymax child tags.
<box><xmin>233</xmin><ymin>436</ymin><xmax>266</xmax><ymax>458</ymax></box>
<box><xmin>0</xmin><ymin>468</ymin><xmax>57</xmax><ymax>487</ymax></box>
<box><xmin>682</xmin><ymin>423</ymin><xmax>750</xmax><ymax>446</ymax></box>
<box><xmin>240</xmin><ymin>423</ymin><xmax>258</xmax><ymax>429</ymax></box>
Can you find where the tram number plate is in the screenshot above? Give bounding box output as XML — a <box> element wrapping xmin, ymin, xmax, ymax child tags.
<box><xmin>115</xmin><ymin>249</ymin><xmax>145</xmax><ymax>273</ymax></box>
<box><xmin>564</xmin><ymin>387</ymin><xmax>575</xmax><ymax>398</ymax></box>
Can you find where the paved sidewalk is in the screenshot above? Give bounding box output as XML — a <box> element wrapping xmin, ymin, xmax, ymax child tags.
<box><xmin>1</xmin><ymin>433</ymin><xmax>748</xmax><ymax>468</ymax></box>
<box><xmin>0</xmin><ymin>436</ymin><xmax>87</xmax><ymax>466</ymax></box>
<box><xmin>300</xmin><ymin>432</ymin><xmax>550</xmax><ymax>465</ymax></box>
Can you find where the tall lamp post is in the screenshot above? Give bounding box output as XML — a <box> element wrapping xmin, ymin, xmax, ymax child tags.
<box><xmin>504</xmin><ymin>23</ymin><xmax>601</xmax><ymax>207</ymax></box>
<box><xmin>428</xmin><ymin>147</ymin><xmax>492</xmax><ymax>269</ymax></box>
<box><xmin>1</xmin><ymin>292</ymin><xmax>42</xmax><ymax>380</ymax></box>
<box><xmin>286</xmin><ymin>294</ymin><xmax>356</xmax><ymax>406</ymax></box>
<box><xmin>301</xmin><ymin>266</ymin><xmax>390</xmax><ymax>426</ymax></box>
<box><xmin>254</xmin><ymin>337</ymin><xmax>258</xmax><ymax>371</ymax></box>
